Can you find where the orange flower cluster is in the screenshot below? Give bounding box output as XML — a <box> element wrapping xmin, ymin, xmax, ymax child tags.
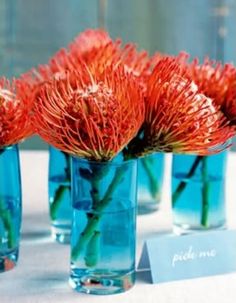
<box><xmin>22</xmin><ymin>29</ymin><xmax>152</xmax><ymax>92</ymax></box>
<box><xmin>25</xmin><ymin>29</ymin><xmax>151</xmax><ymax>160</ymax></box>
<box><xmin>131</xmin><ymin>57</ymin><xmax>234</xmax><ymax>156</ymax></box>
<box><xmin>33</xmin><ymin>63</ymin><xmax>144</xmax><ymax>161</ymax></box>
<box><xmin>0</xmin><ymin>78</ymin><xmax>33</xmax><ymax>147</ymax></box>
<box><xmin>179</xmin><ymin>54</ymin><xmax>236</xmax><ymax>125</ymax></box>
<box><xmin>65</xmin><ymin>29</ymin><xmax>152</xmax><ymax>84</ymax></box>
<box><xmin>23</xmin><ymin>29</ymin><xmax>236</xmax><ymax>160</ymax></box>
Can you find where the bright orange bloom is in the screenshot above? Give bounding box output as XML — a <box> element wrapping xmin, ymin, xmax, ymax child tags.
<box><xmin>0</xmin><ymin>78</ymin><xmax>33</xmax><ymax>147</ymax></box>
<box><xmin>41</xmin><ymin>29</ymin><xmax>119</xmax><ymax>77</ymax></box>
<box><xmin>180</xmin><ymin>55</ymin><xmax>236</xmax><ymax>124</ymax></box>
<box><xmin>23</xmin><ymin>29</ymin><xmax>152</xmax><ymax>95</ymax></box>
<box><xmin>57</xmin><ymin>29</ymin><xmax>152</xmax><ymax>88</ymax></box>
<box><xmin>49</xmin><ymin>29</ymin><xmax>151</xmax><ymax>85</ymax></box>
<box><xmin>128</xmin><ymin>57</ymin><xmax>235</xmax><ymax>156</ymax></box>
<box><xmin>33</xmin><ymin>63</ymin><xmax>145</xmax><ymax>161</ymax></box>
<box><xmin>22</xmin><ymin>30</ymin><xmax>151</xmax><ymax>140</ymax></box>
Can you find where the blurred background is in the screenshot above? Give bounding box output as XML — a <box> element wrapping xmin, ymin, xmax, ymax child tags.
<box><xmin>0</xmin><ymin>0</ymin><xmax>235</xmax><ymax>149</ymax></box>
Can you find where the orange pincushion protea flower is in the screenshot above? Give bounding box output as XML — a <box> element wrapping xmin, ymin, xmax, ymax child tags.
<box><xmin>43</xmin><ymin>29</ymin><xmax>119</xmax><ymax>76</ymax></box>
<box><xmin>22</xmin><ymin>29</ymin><xmax>152</xmax><ymax>101</ymax></box>
<box><xmin>33</xmin><ymin>63</ymin><xmax>144</xmax><ymax>161</ymax></box>
<box><xmin>20</xmin><ymin>30</ymin><xmax>109</xmax><ymax>94</ymax></box>
<box><xmin>180</xmin><ymin>55</ymin><xmax>236</xmax><ymax>124</ymax></box>
<box><xmin>55</xmin><ymin>29</ymin><xmax>152</xmax><ymax>86</ymax></box>
<box><xmin>21</xmin><ymin>30</ymin><xmax>151</xmax><ymax>142</ymax></box>
<box><xmin>0</xmin><ymin>78</ymin><xmax>33</xmax><ymax>147</ymax></box>
<box><xmin>127</xmin><ymin>57</ymin><xmax>234</xmax><ymax>156</ymax></box>
<box><xmin>49</xmin><ymin>29</ymin><xmax>151</xmax><ymax>85</ymax></box>
<box><xmin>71</xmin><ymin>29</ymin><xmax>153</xmax><ymax>82</ymax></box>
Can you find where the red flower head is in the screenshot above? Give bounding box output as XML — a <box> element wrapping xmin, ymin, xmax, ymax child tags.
<box><xmin>0</xmin><ymin>78</ymin><xmax>33</xmax><ymax>147</ymax></box>
<box><xmin>21</xmin><ymin>29</ymin><xmax>117</xmax><ymax>93</ymax></box>
<box><xmin>180</xmin><ymin>55</ymin><xmax>236</xmax><ymax>125</ymax></box>
<box><xmin>68</xmin><ymin>29</ymin><xmax>152</xmax><ymax>87</ymax></box>
<box><xmin>33</xmin><ymin>62</ymin><xmax>145</xmax><ymax>161</ymax></box>
<box><xmin>50</xmin><ymin>29</ymin><xmax>151</xmax><ymax>87</ymax></box>
<box><xmin>47</xmin><ymin>29</ymin><xmax>116</xmax><ymax>74</ymax></box>
<box><xmin>22</xmin><ymin>30</ymin><xmax>150</xmax><ymax>140</ymax></box>
<box><xmin>128</xmin><ymin>57</ymin><xmax>235</xmax><ymax>156</ymax></box>
<box><xmin>23</xmin><ymin>29</ymin><xmax>152</xmax><ymax>101</ymax></box>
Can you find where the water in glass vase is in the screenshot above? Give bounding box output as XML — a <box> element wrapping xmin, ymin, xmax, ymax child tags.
<box><xmin>49</xmin><ymin>176</ymin><xmax>71</xmax><ymax>242</ymax></box>
<box><xmin>0</xmin><ymin>145</ymin><xmax>22</xmax><ymax>272</ymax></box>
<box><xmin>138</xmin><ymin>153</ymin><xmax>164</xmax><ymax>214</ymax></box>
<box><xmin>69</xmin><ymin>156</ymin><xmax>137</xmax><ymax>295</ymax></box>
<box><xmin>70</xmin><ymin>201</ymin><xmax>136</xmax><ymax>295</ymax></box>
<box><xmin>48</xmin><ymin>146</ymin><xmax>72</xmax><ymax>244</ymax></box>
<box><xmin>172</xmin><ymin>152</ymin><xmax>227</xmax><ymax>234</ymax></box>
<box><xmin>0</xmin><ymin>196</ymin><xmax>21</xmax><ymax>272</ymax></box>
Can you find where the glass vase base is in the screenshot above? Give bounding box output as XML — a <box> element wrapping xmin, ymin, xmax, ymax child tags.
<box><xmin>0</xmin><ymin>249</ymin><xmax>18</xmax><ymax>273</ymax></box>
<box><xmin>69</xmin><ymin>269</ymin><xmax>135</xmax><ymax>295</ymax></box>
<box><xmin>138</xmin><ymin>202</ymin><xmax>160</xmax><ymax>215</ymax></box>
<box><xmin>173</xmin><ymin>222</ymin><xmax>226</xmax><ymax>235</ymax></box>
<box><xmin>51</xmin><ymin>225</ymin><xmax>71</xmax><ymax>244</ymax></box>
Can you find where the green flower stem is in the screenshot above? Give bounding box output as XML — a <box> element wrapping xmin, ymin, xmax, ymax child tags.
<box><xmin>50</xmin><ymin>151</ymin><xmax>71</xmax><ymax>221</ymax></box>
<box><xmin>90</xmin><ymin>178</ymin><xmax>100</xmax><ymax>209</ymax></box>
<box><xmin>172</xmin><ymin>155</ymin><xmax>203</xmax><ymax>207</ymax></box>
<box><xmin>201</xmin><ymin>157</ymin><xmax>210</xmax><ymax>227</ymax></box>
<box><xmin>0</xmin><ymin>199</ymin><xmax>16</xmax><ymax>249</ymax></box>
<box><xmin>141</xmin><ymin>157</ymin><xmax>159</xmax><ymax>199</ymax></box>
<box><xmin>84</xmin><ymin>231</ymin><xmax>101</xmax><ymax>267</ymax></box>
<box><xmin>50</xmin><ymin>185</ymin><xmax>70</xmax><ymax>220</ymax></box>
<box><xmin>172</xmin><ymin>155</ymin><xmax>211</xmax><ymax>228</ymax></box>
<box><xmin>71</xmin><ymin>166</ymin><xmax>126</xmax><ymax>263</ymax></box>
<box><xmin>71</xmin><ymin>213</ymin><xmax>100</xmax><ymax>262</ymax></box>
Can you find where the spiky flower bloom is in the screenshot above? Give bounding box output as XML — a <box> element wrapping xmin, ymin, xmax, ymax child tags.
<box><xmin>57</xmin><ymin>29</ymin><xmax>152</xmax><ymax>87</ymax></box>
<box><xmin>23</xmin><ymin>27</ymin><xmax>159</xmax><ymax>99</ymax></box>
<box><xmin>20</xmin><ymin>29</ymin><xmax>111</xmax><ymax>93</ymax></box>
<box><xmin>37</xmin><ymin>29</ymin><xmax>119</xmax><ymax>78</ymax></box>
<box><xmin>126</xmin><ymin>57</ymin><xmax>235</xmax><ymax>157</ymax></box>
<box><xmin>180</xmin><ymin>55</ymin><xmax>236</xmax><ymax>124</ymax></box>
<box><xmin>33</xmin><ymin>63</ymin><xmax>144</xmax><ymax>161</ymax></box>
<box><xmin>47</xmin><ymin>29</ymin><xmax>152</xmax><ymax>86</ymax></box>
<box><xmin>0</xmin><ymin>78</ymin><xmax>33</xmax><ymax>147</ymax></box>
<box><xmin>22</xmin><ymin>29</ymin><xmax>152</xmax><ymax>101</ymax></box>
<box><xmin>21</xmin><ymin>30</ymin><xmax>151</xmax><ymax>147</ymax></box>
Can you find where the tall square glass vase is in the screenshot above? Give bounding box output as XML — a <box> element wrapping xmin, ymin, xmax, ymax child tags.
<box><xmin>48</xmin><ymin>146</ymin><xmax>71</xmax><ymax>244</ymax></box>
<box><xmin>138</xmin><ymin>153</ymin><xmax>164</xmax><ymax>214</ymax></box>
<box><xmin>69</xmin><ymin>157</ymin><xmax>137</xmax><ymax>295</ymax></box>
<box><xmin>0</xmin><ymin>145</ymin><xmax>21</xmax><ymax>272</ymax></box>
<box><xmin>172</xmin><ymin>152</ymin><xmax>227</xmax><ymax>234</ymax></box>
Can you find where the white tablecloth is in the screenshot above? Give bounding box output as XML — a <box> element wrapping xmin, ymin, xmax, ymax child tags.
<box><xmin>1</xmin><ymin>150</ymin><xmax>236</xmax><ymax>303</ymax></box>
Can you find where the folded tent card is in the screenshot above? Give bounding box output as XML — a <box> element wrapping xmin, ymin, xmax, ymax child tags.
<box><xmin>138</xmin><ymin>229</ymin><xmax>236</xmax><ymax>283</ymax></box>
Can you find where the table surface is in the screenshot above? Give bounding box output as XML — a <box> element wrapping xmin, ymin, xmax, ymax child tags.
<box><xmin>1</xmin><ymin>150</ymin><xmax>236</xmax><ymax>303</ymax></box>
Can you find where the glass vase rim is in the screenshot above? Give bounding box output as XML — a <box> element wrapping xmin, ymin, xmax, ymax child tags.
<box><xmin>138</xmin><ymin>152</ymin><xmax>164</xmax><ymax>159</ymax></box>
<box><xmin>172</xmin><ymin>150</ymin><xmax>228</xmax><ymax>157</ymax></box>
<box><xmin>0</xmin><ymin>144</ymin><xmax>18</xmax><ymax>151</ymax></box>
<box><xmin>71</xmin><ymin>155</ymin><xmax>137</xmax><ymax>167</ymax></box>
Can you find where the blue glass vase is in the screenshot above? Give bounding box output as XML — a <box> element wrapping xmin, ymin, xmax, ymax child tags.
<box><xmin>138</xmin><ymin>153</ymin><xmax>165</xmax><ymax>214</ymax></box>
<box><xmin>0</xmin><ymin>145</ymin><xmax>21</xmax><ymax>272</ymax></box>
<box><xmin>69</xmin><ymin>156</ymin><xmax>137</xmax><ymax>295</ymax></box>
<box><xmin>48</xmin><ymin>146</ymin><xmax>72</xmax><ymax>244</ymax></box>
<box><xmin>172</xmin><ymin>152</ymin><xmax>227</xmax><ymax>234</ymax></box>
